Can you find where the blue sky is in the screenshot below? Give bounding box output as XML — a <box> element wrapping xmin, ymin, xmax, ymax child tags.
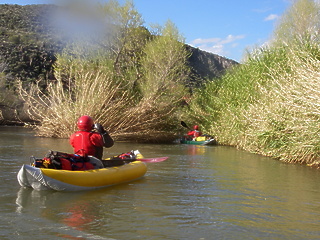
<box><xmin>1</xmin><ymin>0</ymin><xmax>291</xmax><ymax>62</ymax></box>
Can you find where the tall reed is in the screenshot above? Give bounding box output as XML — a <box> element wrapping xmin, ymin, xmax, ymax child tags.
<box><xmin>19</xmin><ymin>52</ymin><xmax>186</xmax><ymax>142</ymax></box>
<box><xmin>187</xmin><ymin>41</ymin><xmax>320</xmax><ymax>167</ymax></box>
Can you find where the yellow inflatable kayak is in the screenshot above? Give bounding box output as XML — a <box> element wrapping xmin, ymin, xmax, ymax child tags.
<box><xmin>17</xmin><ymin>158</ymin><xmax>147</xmax><ymax>191</ymax></box>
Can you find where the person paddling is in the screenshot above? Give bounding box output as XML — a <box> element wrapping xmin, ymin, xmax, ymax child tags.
<box><xmin>187</xmin><ymin>125</ymin><xmax>202</xmax><ymax>140</ymax></box>
<box><xmin>69</xmin><ymin>115</ymin><xmax>114</xmax><ymax>159</ymax></box>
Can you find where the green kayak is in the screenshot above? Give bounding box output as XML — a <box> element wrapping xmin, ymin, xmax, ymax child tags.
<box><xmin>180</xmin><ymin>137</ymin><xmax>217</xmax><ymax>145</ymax></box>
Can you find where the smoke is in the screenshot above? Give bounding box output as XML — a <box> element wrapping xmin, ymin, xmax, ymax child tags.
<box><xmin>49</xmin><ymin>0</ymin><xmax>112</xmax><ymax>49</ymax></box>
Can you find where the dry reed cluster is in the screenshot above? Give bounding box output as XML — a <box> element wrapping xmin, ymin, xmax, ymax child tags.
<box><xmin>18</xmin><ymin>9</ymin><xmax>189</xmax><ymax>143</ymax></box>
<box><xmin>19</xmin><ymin>67</ymin><xmax>183</xmax><ymax>142</ymax></box>
<box><xmin>243</xmin><ymin>51</ymin><xmax>320</xmax><ymax>166</ymax></box>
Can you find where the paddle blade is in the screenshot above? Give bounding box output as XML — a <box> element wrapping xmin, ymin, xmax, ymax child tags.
<box><xmin>137</xmin><ymin>157</ymin><xmax>168</xmax><ymax>163</ymax></box>
<box><xmin>181</xmin><ymin>121</ymin><xmax>189</xmax><ymax>129</ymax></box>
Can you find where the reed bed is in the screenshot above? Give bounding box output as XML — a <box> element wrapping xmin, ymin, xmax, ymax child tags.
<box><xmin>18</xmin><ymin>61</ymin><xmax>184</xmax><ymax>142</ymax></box>
<box><xmin>187</xmin><ymin>42</ymin><xmax>320</xmax><ymax>167</ymax></box>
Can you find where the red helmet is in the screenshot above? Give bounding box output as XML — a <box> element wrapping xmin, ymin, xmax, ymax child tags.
<box><xmin>77</xmin><ymin>115</ymin><xmax>94</xmax><ymax>131</ymax></box>
<box><xmin>193</xmin><ymin>125</ymin><xmax>199</xmax><ymax>130</ymax></box>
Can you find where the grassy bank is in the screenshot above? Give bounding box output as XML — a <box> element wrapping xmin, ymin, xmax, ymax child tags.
<box><xmin>185</xmin><ymin>0</ymin><xmax>320</xmax><ymax>167</ymax></box>
<box><xmin>186</xmin><ymin>40</ymin><xmax>320</xmax><ymax>167</ymax></box>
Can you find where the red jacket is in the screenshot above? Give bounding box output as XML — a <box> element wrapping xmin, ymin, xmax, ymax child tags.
<box><xmin>69</xmin><ymin>131</ymin><xmax>104</xmax><ymax>157</ymax></box>
<box><xmin>187</xmin><ymin>130</ymin><xmax>202</xmax><ymax>138</ymax></box>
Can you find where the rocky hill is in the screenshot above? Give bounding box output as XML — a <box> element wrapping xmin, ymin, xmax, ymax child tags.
<box><xmin>0</xmin><ymin>4</ymin><xmax>238</xmax><ymax>87</ymax></box>
<box><xmin>186</xmin><ymin>45</ymin><xmax>238</xmax><ymax>87</ymax></box>
<box><xmin>0</xmin><ymin>4</ymin><xmax>238</xmax><ymax>124</ymax></box>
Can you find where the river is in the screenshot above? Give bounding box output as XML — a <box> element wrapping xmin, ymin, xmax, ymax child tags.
<box><xmin>0</xmin><ymin>126</ymin><xmax>319</xmax><ymax>239</ymax></box>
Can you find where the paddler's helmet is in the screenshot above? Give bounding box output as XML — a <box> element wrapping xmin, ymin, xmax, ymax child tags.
<box><xmin>77</xmin><ymin>115</ymin><xmax>94</xmax><ymax>131</ymax></box>
<box><xmin>193</xmin><ymin>125</ymin><xmax>199</xmax><ymax>130</ymax></box>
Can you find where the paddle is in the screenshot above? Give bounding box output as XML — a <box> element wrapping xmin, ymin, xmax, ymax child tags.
<box><xmin>103</xmin><ymin>156</ymin><xmax>168</xmax><ymax>166</ymax></box>
<box><xmin>181</xmin><ymin>121</ymin><xmax>191</xmax><ymax>130</ymax></box>
<box><xmin>126</xmin><ymin>151</ymin><xmax>168</xmax><ymax>163</ymax></box>
<box><xmin>137</xmin><ymin>157</ymin><xmax>168</xmax><ymax>163</ymax></box>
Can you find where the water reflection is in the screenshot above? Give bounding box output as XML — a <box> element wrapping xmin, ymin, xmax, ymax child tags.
<box><xmin>2</xmin><ymin>127</ymin><xmax>320</xmax><ymax>239</ymax></box>
<box><xmin>15</xmin><ymin>182</ymin><xmax>150</xmax><ymax>238</ymax></box>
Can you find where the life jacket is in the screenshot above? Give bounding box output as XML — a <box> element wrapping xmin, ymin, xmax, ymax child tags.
<box><xmin>193</xmin><ymin>130</ymin><xmax>201</xmax><ymax>137</ymax></box>
<box><xmin>187</xmin><ymin>130</ymin><xmax>201</xmax><ymax>138</ymax></box>
<box><xmin>71</xmin><ymin>131</ymin><xmax>100</xmax><ymax>157</ymax></box>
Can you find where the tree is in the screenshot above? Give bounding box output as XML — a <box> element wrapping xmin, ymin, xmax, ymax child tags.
<box><xmin>99</xmin><ymin>0</ymin><xmax>150</xmax><ymax>88</ymax></box>
<box><xmin>139</xmin><ymin>20</ymin><xmax>190</xmax><ymax>102</ymax></box>
<box><xmin>58</xmin><ymin>0</ymin><xmax>151</xmax><ymax>92</ymax></box>
<box><xmin>273</xmin><ymin>0</ymin><xmax>320</xmax><ymax>45</ymax></box>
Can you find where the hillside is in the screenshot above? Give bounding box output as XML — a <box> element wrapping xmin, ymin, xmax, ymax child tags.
<box><xmin>0</xmin><ymin>4</ymin><xmax>62</xmax><ymax>84</ymax></box>
<box><xmin>0</xmin><ymin>4</ymin><xmax>238</xmax><ymax>124</ymax></box>
<box><xmin>0</xmin><ymin>4</ymin><xmax>237</xmax><ymax>86</ymax></box>
<box><xmin>186</xmin><ymin>45</ymin><xmax>238</xmax><ymax>87</ymax></box>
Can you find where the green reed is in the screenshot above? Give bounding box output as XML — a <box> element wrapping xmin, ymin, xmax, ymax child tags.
<box><xmin>187</xmin><ymin>40</ymin><xmax>320</xmax><ymax>167</ymax></box>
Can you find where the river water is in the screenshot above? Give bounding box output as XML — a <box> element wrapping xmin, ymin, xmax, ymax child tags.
<box><xmin>0</xmin><ymin>126</ymin><xmax>319</xmax><ymax>240</ymax></box>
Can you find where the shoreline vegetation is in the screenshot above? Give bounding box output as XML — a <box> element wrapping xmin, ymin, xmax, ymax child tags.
<box><xmin>1</xmin><ymin>1</ymin><xmax>196</xmax><ymax>143</ymax></box>
<box><xmin>0</xmin><ymin>2</ymin><xmax>236</xmax><ymax>141</ymax></box>
<box><xmin>186</xmin><ymin>0</ymin><xmax>320</xmax><ymax>168</ymax></box>
<box><xmin>1</xmin><ymin>0</ymin><xmax>320</xmax><ymax>168</ymax></box>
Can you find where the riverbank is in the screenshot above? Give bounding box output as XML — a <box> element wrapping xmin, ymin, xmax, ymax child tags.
<box><xmin>184</xmin><ymin>0</ymin><xmax>320</xmax><ymax>169</ymax></box>
<box><xmin>0</xmin><ymin>104</ymin><xmax>36</xmax><ymax>126</ymax></box>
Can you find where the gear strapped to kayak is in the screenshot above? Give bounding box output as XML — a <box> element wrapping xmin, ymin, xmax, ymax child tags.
<box><xmin>31</xmin><ymin>150</ymin><xmax>148</xmax><ymax>170</ymax></box>
<box><xmin>33</xmin><ymin>150</ymin><xmax>96</xmax><ymax>171</ymax></box>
